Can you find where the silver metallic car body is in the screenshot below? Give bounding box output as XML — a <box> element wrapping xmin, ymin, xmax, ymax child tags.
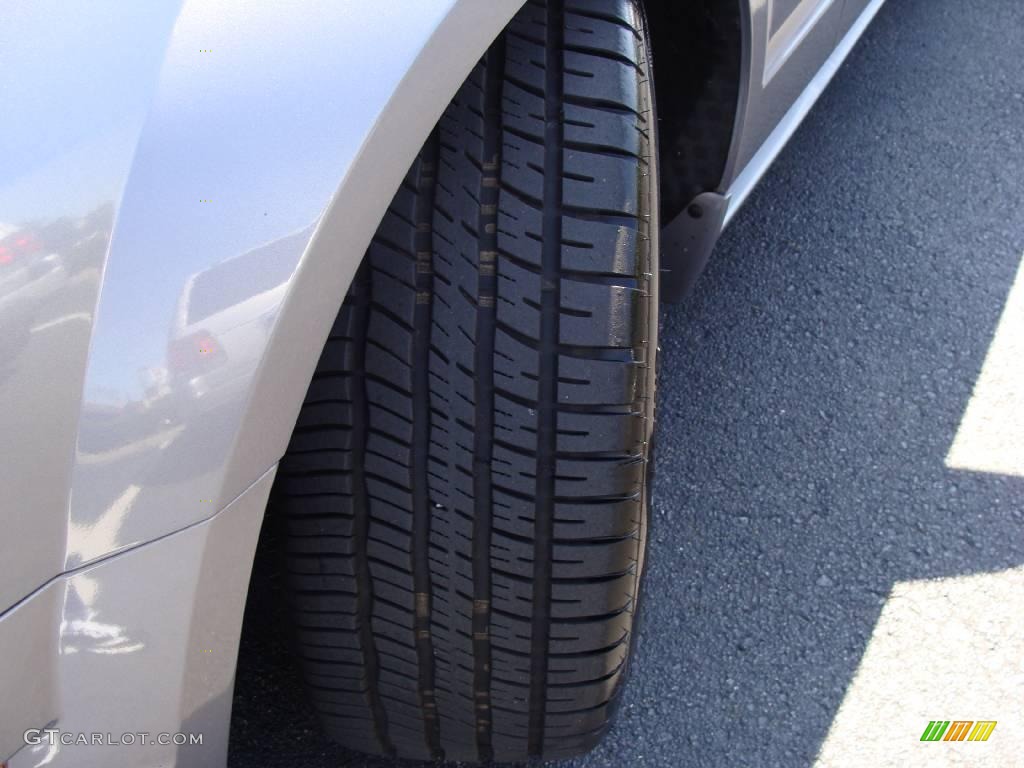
<box><xmin>0</xmin><ymin>1</ymin><xmax>885</xmax><ymax>764</ymax></box>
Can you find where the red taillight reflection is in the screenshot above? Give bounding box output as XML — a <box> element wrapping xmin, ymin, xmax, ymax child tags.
<box><xmin>0</xmin><ymin>231</ymin><xmax>42</xmax><ymax>265</ymax></box>
<box><xmin>168</xmin><ymin>332</ymin><xmax>224</xmax><ymax>375</ymax></box>
<box><xmin>15</xmin><ymin>235</ymin><xmax>41</xmax><ymax>253</ymax></box>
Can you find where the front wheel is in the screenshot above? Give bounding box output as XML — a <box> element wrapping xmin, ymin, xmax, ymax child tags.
<box><xmin>277</xmin><ymin>0</ymin><xmax>658</xmax><ymax>762</ymax></box>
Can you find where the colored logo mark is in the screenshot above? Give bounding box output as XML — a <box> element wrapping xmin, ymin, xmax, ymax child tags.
<box><xmin>920</xmin><ymin>720</ymin><xmax>997</xmax><ymax>742</ymax></box>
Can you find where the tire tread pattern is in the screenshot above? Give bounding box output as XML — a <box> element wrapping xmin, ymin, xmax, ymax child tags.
<box><xmin>279</xmin><ymin>0</ymin><xmax>656</xmax><ymax>762</ymax></box>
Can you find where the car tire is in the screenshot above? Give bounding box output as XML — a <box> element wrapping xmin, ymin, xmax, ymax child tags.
<box><xmin>276</xmin><ymin>0</ymin><xmax>658</xmax><ymax>762</ymax></box>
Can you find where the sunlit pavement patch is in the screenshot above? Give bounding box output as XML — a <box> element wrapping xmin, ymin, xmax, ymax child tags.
<box><xmin>946</xmin><ymin>256</ymin><xmax>1024</xmax><ymax>478</ymax></box>
<box><xmin>814</xmin><ymin>565</ymin><xmax>1024</xmax><ymax>767</ymax></box>
<box><xmin>817</xmin><ymin>257</ymin><xmax>1024</xmax><ymax>766</ymax></box>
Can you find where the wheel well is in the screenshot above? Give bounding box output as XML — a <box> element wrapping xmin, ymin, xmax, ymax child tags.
<box><xmin>643</xmin><ymin>0</ymin><xmax>744</xmax><ymax>222</ymax></box>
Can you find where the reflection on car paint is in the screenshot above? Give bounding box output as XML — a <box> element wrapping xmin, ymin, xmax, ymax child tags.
<box><xmin>67</xmin><ymin>224</ymin><xmax>315</xmax><ymax>571</ymax></box>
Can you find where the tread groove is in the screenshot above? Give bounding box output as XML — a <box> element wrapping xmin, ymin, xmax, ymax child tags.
<box><xmin>412</xmin><ymin>134</ymin><xmax>444</xmax><ymax>761</ymax></box>
<box><xmin>528</xmin><ymin>1</ymin><xmax>564</xmax><ymax>757</ymax></box>
<box><xmin>351</xmin><ymin>267</ymin><xmax>395</xmax><ymax>757</ymax></box>
<box><xmin>469</xmin><ymin>38</ymin><xmax>505</xmax><ymax>764</ymax></box>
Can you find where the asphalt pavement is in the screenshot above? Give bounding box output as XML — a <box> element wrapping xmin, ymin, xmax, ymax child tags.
<box><xmin>230</xmin><ymin>0</ymin><xmax>1024</xmax><ymax>765</ymax></box>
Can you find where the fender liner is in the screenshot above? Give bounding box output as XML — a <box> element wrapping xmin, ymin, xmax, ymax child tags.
<box><xmin>659</xmin><ymin>190</ymin><xmax>730</xmax><ymax>303</ymax></box>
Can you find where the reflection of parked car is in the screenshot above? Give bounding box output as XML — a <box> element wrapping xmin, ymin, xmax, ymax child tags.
<box><xmin>167</xmin><ymin>227</ymin><xmax>311</xmax><ymax>419</ymax></box>
<box><xmin>0</xmin><ymin>230</ymin><xmax>64</xmax><ymax>310</ymax></box>
<box><xmin>0</xmin><ymin>228</ymin><xmax>68</xmax><ymax>367</ymax></box>
<box><xmin>0</xmin><ymin>231</ymin><xmax>64</xmax><ymax>308</ymax></box>
<box><xmin>0</xmin><ymin>208</ymin><xmax>113</xmax><ymax>364</ymax></box>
